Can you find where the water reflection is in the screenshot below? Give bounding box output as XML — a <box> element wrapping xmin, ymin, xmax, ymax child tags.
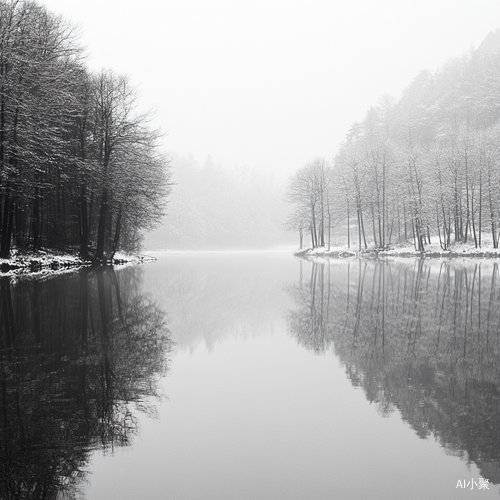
<box><xmin>143</xmin><ymin>252</ymin><xmax>296</xmax><ymax>349</ymax></box>
<box><xmin>287</xmin><ymin>258</ymin><xmax>500</xmax><ymax>485</ymax></box>
<box><xmin>0</xmin><ymin>266</ymin><xmax>171</xmax><ymax>500</ymax></box>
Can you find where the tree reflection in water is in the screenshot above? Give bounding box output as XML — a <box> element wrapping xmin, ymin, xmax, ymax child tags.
<box><xmin>0</xmin><ymin>266</ymin><xmax>172</xmax><ymax>500</ymax></box>
<box><xmin>286</xmin><ymin>258</ymin><xmax>500</xmax><ymax>484</ymax></box>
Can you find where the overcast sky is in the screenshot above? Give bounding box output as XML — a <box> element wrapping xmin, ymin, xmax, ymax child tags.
<box><xmin>41</xmin><ymin>0</ymin><xmax>500</xmax><ymax>175</ymax></box>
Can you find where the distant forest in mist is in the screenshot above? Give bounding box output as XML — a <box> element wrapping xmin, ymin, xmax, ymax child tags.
<box><xmin>146</xmin><ymin>154</ymin><xmax>293</xmax><ymax>250</ymax></box>
<box><xmin>286</xmin><ymin>29</ymin><xmax>500</xmax><ymax>252</ymax></box>
<box><xmin>154</xmin><ymin>29</ymin><xmax>500</xmax><ymax>253</ymax></box>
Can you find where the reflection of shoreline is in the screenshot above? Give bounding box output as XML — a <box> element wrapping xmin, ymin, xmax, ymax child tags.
<box><xmin>0</xmin><ymin>266</ymin><xmax>172</xmax><ymax>499</ymax></box>
<box><xmin>287</xmin><ymin>259</ymin><xmax>500</xmax><ymax>484</ymax></box>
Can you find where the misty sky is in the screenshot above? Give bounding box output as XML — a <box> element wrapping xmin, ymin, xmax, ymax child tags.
<box><xmin>41</xmin><ymin>0</ymin><xmax>500</xmax><ymax>175</ymax></box>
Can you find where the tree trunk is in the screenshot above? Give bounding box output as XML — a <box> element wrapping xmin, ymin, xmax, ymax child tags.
<box><xmin>95</xmin><ymin>187</ymin><xmax>109</xmax><ymax>260</ymax></box>
<box><xmin>79</xmin><ymin>182</ymin><xmax>89</xmax><ymax>257</ymax></box>
<box><xmin>110</xmin><ymin>205</ymin><xmax>122</xmax><ymax>259</ymax></box>
<box><xmin>347</xmin><ymin>198</ymin><xmax>350</xmax><ymax>248</ymax></box>
<box><xmin>1</xmin><ymin>190</ymin><xmax>12</xmax><ymax>258</ymax></box>
<box><xmin>32</xmin><ymin>185</ymin><xmax>40</xmax><ymax>251</ymax></box>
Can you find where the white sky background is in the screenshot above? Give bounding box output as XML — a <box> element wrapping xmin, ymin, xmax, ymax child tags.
<box><xmin>41</xmin><ymin>0</ymin><xmax>500</xmax><ymax>176</ymax></box>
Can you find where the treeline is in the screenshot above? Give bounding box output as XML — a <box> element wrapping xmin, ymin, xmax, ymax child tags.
<box><xmin>0</xmin><ymin>0</ymin><xmax>171</xmax><ymax>260</ymax></box>
<box><xmin>147</xmin><ymin>154</ymin><xmax>291</xmax><ymax>249</ymax></box>
<box><xmin>286</xmin><ymin>30</ymin><xmax>500</xmax><ymax>251</ymax></box>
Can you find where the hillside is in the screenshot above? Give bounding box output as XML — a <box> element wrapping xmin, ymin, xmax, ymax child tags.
<box><xmin>286</xmin><ymin>28</ymin><xmax>500</xmax><ymax>254</ymax></box>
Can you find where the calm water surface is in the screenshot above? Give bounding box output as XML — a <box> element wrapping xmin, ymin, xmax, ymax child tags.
<box><xmin>1</xmin><ymin>252</ymin><xmax>500</xmax><ymax>499</ymax></box>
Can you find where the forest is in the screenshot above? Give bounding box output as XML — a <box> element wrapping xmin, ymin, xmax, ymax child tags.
<box><xmin>286</xmin><ymin>30</ymin><xmax>500</xmax><ymax>252</ymax></box>
<box><xmin>0</xmin><ymin>0</ymin><xmax>171</xmax><ymax>261</ymax></box>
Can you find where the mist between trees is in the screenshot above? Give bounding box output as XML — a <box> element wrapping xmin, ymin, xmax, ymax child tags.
<box><xmin>146</xmin><ymin>153</ymin><xmax>293</xmax><ymax>250</ymax></box>
<box><xmin>286</xmin><ymin>30</ymin><xmax>500</xmax><ymax>252</ymax></box>
<box><xmin>0</xmin><ymin>0</ymin><xmax>172</xmax><ymax>261</ymax></box>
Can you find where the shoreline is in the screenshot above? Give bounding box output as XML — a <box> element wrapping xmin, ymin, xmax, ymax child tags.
<box><xmin>0</xmin><ymin>249</ymin><xmax>156</xmax><ymax>280</ymax></box>
<box><xmin>4</xmin><ymin>243</ymin><xmax>499</xmax><ymax>280</ymax></box>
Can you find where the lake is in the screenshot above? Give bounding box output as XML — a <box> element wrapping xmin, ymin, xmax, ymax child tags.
<box><xmin>1</xmin><ymin>251</ymin><xmax>499</xmax><ymax>499</ymax></box>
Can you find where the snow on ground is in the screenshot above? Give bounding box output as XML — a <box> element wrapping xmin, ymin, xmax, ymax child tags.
<box><xmin>0</xmin><ymin>249</ymin><xmax>155</xmax><ymax>281</ymax></box>
<box><xmin>296</xmin><ymin>234</ymin><xmax>500</xmax><ymax>260</ymax></box>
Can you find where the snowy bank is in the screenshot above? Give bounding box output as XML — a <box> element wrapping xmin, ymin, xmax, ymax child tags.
<box><xmin>295</xmin><ymin>236</ymin><xmax>500</xmax><ymax>260</ymax></box>
<box><xmin>0</xmin><ymin>249</ymin><xmax>156</xmax><ymax>280</ymax></box>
